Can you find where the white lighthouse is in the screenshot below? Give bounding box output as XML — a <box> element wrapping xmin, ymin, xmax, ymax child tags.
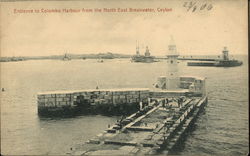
<box><xmin>145</xmin><ymin>46</ymin><xmax>150</xmax><ymax>57</ymax></box>
<box><xmin>222</xmin><ymin>47</ymin><xmax>229</xmax><ymax>60</ymax></box>
<box><xmin>165</xmin><ymin>37</ymin><xmax>180</xmax><ymax>90</ymax></box>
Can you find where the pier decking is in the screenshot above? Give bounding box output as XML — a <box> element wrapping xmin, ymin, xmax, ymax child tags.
<box><xmin>69</xmin><ymin>96</ymin><xmax>207</xmax><ymax>155</ymax></box>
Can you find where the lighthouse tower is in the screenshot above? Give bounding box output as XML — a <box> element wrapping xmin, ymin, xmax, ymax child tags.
<box><xmin>166</xmin><ymin>37</ymin><xmax>180</xmax><ymax>90</ymax></box>
<box><xmin>222</xmin><ymin>47</ymin><xmax>229</xmax><ymax>60</ymax></box>
<box><xmin>145</xmin><ymin>46</ymin><xmax>150</xmax><ymax>57</ymax></box>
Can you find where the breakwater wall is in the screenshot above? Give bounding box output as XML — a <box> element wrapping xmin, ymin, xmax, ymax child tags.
<box><xmin>37</xmin><ymin>87</ymin><xmax>202</xmax><ymax>117</ymax></box>
<box><xmin>37</xmin><ymin>88</ymin><xmax>149</xmax><ymax>116</ymax></box>
<box><xmin>187</xmin><ymin>61</ymin><xmax>216</xmax><ymax>66</ymax></box>
<box><xmin>178</xmin><ymin>58</ymin><xmax>217</xmax><ymax>61</ymax></box>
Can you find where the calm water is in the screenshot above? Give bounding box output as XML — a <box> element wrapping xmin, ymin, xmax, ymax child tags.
<box><xmin>1</xmin><ymin>57</ymin><xmax>248</xmax><ymax>155</ymax></box>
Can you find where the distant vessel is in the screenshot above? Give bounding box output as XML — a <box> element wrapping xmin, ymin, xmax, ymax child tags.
<box><xmin>97</xmin><ymin>56</ymin><xmax>104</xmax><ymax>63</ymax></box>
<box><xmin>131</xmin><ymin>43</ymin><xmax>156</xmax><ymax>63</ymax></box>
<box><xmin>62</xmin><ymin>53</ymin><xmax>71</xmax><ymax>61</ymax></box>
<box><xmin>187</xmin><ymin>47</ymin><xmax>243</xmax><ymax>67</ymax></box>
<box><xmin>97</xmin><ymin>59</ymin><xmax>104</xmax><ymax>63</ymax></box>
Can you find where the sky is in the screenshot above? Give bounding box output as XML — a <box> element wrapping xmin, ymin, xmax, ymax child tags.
<box><xmin>0</xmin><ymin>0</ymin><xmax>248</xmax><ymax>57</ymax></box>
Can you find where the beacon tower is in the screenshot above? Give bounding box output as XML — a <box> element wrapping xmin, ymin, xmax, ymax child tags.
<box><xmin>145</xmin><ymin>46</ymin><xmax>150</xmax><ymax>57</ymax></box>
<box><xmin>166</xmin><ymin>37</ymin><xmax>180</xmax><ymax>90</ymax></box>
<box><xmin>222</xmin><ymin>47</ymin><xmax>229</xmax><ymax>60</ymax></box>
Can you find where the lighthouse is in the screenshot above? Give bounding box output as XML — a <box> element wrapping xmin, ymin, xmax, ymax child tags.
<box><xmin>222</xmin><ymin>47</ymin><xmax>229</xmax><ymax>60</ymax></box>
<box><xmin>145</xmin><ymin>46</ymin><xmax>150</xmax><ymax>57</ymax></box>
<box><xmin>165</xmin><ymin>37</ymin><xmax>180</xmax><ymax>90</ymax></box>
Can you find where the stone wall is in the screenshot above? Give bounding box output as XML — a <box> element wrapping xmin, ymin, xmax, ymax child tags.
<box><xmin>37</xmin><ymin>92</ymin><xmax>74</xmax><ymax>108</ymax></box>
<box><xmin>37</xmin><ymin>88</ymin><xmax>150</xmax><ymax>110</ymax></box>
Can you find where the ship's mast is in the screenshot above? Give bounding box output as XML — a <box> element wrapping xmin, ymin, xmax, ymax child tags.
<box><xmin>166</xmin><ymin>36</ymin><xmax>180</xmax><ymax>90</ymax></box>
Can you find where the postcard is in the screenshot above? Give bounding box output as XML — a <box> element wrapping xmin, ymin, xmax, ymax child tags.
<box><xmin>0</xmin><ymin>0</ymin><xmax>248</xmax><ymax>155</ymax></box>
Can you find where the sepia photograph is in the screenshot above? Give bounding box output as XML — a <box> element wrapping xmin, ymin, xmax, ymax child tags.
<box><xmin>0</xmin><ymin>0</ymin><xmax>248</xmax><ymax>155</ymax></box>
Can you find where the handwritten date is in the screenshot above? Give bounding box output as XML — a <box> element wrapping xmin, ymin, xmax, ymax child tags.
<box><xmin>183</xmin><ymin>1</ymin><xmax>213</xmax><ymax>12</ymax></box>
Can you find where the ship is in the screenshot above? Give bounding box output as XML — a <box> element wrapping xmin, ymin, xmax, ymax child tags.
<box><xmin>131</xmin><ymin>43</ymin><xmax>156</xmax><ymax>63</ymax></box>
<box><xmin>62</xmin><ymin>39</ymin><xmax>208</xmax><ymax>155</ymax></box>
<box><xmin>62</xmin><ymin>53</ymin><xmax>71</xmax><ymax>61</ymax></box>
<box><xmin>187</xmin><ymin>47</ymin><xmax>243</xmax><ymax>67</ymax></box>
<box><xmin>97</xmin><ymin>59</ymin><xmax>104</xmax><ymax>63</ymax></box>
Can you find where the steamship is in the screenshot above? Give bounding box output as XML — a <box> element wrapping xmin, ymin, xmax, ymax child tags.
<box><xmin>131</xmin><ymin>44</ymin><xmax>156</xmax><ymax>63</ymax></box>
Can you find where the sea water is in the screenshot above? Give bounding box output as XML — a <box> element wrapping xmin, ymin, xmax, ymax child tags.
<box><xmin>1</xmin><ymin>56</ymin><xmax>248</xmax><ymax>155</ymax></box>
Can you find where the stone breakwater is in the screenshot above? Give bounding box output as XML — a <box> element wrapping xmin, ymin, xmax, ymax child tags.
<box><xmin>37</xmin><ymin>88</ymin><xmax>149</xmax><ymax>116</ymax></box>
<box><xmin>37</xmin><ymin>76</ymin><xmax>206</xmax><ymax>117</ymax></box>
